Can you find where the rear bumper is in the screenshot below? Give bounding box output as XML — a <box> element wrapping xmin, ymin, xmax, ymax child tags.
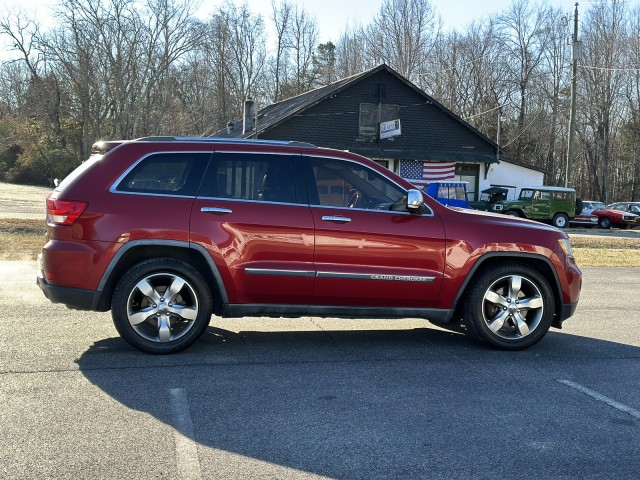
<box><xmin>37</xmin><ymin>275</ymin><xmax>100</xmax><ymax>311</ymax></box>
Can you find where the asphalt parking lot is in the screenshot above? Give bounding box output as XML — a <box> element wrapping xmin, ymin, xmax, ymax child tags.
<box><xmin>1</xmin><ymin>261</ymin><xmax>639</xmax><ymax>479</ymax></box>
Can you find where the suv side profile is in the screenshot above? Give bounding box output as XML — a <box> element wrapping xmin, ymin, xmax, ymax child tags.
<box><xmin>38</xmin><ymin>137</ymin><xmax>582</xmax><ymax>353</ymax></box>
<box><xmin>491</xmin><ymin>186</ymin><xmax>578</xmax><ymax>228</ymax></box>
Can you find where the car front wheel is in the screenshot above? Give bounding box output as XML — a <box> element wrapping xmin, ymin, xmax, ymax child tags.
<box><xmin>598</xmin><ymin>217</ymin><xmax>612</xmax><ymax>229</ymax></box>
<box><xmin>463</xmin><ymin>263</ymin><xmax>554</xmax><ymax>350</ymax></box>
<box><xmin>111</xmin><ymin>258</ymin><xmax>213</xmax><ymax>354</ymax></box>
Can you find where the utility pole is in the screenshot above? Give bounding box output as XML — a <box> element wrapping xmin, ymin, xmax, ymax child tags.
<box><xmin>496</xmin><ymin>110</ymin><xmax>504</xmax><ymax>162</ymax></box>
<box><xmin>566</xmin><ymin>3</ymin><xmax>580</xmax><ymax>188</ymax></box>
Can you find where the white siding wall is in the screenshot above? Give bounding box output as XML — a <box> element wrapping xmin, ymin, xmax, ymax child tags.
<box><xmin>479</xmin><ymin>161</ymin><xmax>544</xmax><ymax>200</ymax></box>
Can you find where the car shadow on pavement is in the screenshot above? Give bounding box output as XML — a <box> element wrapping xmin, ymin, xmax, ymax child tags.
<box><xmin>75</xmin><ymin>325</ymin><xmax>640</xmax><ymax>479</ymax></box>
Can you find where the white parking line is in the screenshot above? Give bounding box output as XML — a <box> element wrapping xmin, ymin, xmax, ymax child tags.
<box><xmin>558</xmin><ymin>379</ymin><xmax>640</xmax><ymax>420</ymax></box>
<box><xmin>169</xmin><ymin>388</ymin><xmax>202</xmax><ymax>479</ymax></box>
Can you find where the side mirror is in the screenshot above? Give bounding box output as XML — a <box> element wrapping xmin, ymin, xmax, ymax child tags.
<box><xmin>407</xmin><ymin>189</ymin><xmax>424</xmax><ymax>210</ymax></box>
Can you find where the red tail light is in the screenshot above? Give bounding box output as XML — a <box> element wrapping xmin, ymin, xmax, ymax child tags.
<box><xmin>46</xmin><ymin>198</ymin><xmax>88</xmax><ymax>225</ymax></box>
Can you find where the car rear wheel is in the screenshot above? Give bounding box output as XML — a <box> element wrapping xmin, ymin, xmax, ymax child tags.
<box><xmin>598</xmin><ymin>217</ymin><xmax>612</xmax><ymax>229</ymax></box>
<box><xmin>462</xmin><ymin>263</ymin><xmax>554</xmax><ymax>350</ymax></box>
<box><xmin>552</xmin><ymin>212</ymin><xmax>569</xmax><ymax>228</ymax></box>
<box><xmin>504</xmin><ymin>210</ymin><xmax>521</xmax><ymax>218</ymax></box>
<box><xmin>111</xmin><ymin>258</ymin><xmax>213</xmax><ymax>354</ymax></box>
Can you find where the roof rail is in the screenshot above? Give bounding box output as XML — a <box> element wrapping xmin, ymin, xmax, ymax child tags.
<box><xmin>135</xmin><ymin>136</ymin><xmax>317</xmax><ymax>148</ymax></box>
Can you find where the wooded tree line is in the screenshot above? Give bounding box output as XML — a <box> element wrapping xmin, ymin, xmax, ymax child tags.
<box><xmin>0</xmin><ymin>0</ymin><xmax>639</xmax><ymax>203</ymax></box>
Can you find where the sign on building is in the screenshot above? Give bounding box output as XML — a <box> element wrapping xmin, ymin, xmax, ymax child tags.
<box><xmin>380</xmin><ymin>119</ymin><xmax>401</xmax><ymax>139</ymax></box>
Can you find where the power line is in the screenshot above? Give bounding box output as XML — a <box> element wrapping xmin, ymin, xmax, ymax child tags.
<box><xmin>462</xmin><ymin>102</ymin><xmax>512</xmax><ymax>120</ymax></box>
<box><xmin>501</xmin><ymin>111</ymin><xmax>544</xmax><ymax>148</ymax></box>
<box><xmin>418</xmin><ymin>53</ymin><xmax>495</xmax><ymax>76</ymax></box>
<box><xmin>580</xmin><ymin>63</ymin><xmax>640</xmax><ymax>72</ymax></box>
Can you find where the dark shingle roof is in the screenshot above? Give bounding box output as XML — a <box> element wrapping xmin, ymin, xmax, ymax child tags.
<box><xmin>213</xmin><ymin>68</ymin><xmax>375</xmax><ymax>138</ymax></box>
<box><xmin>212</xmin><ymin>64</ymin><xmax>503</xmax><ymax>161</ymax></box>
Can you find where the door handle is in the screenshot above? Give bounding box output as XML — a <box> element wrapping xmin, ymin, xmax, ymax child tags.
<box><xmin>321</xmin><ymin>215</ymin><xmax>351</xmax><ymax>223</ymax></box>
<box><xmin>201</xmin><ymin>207</ymin><xmax>232</xmax><ymax>214</ymax></box>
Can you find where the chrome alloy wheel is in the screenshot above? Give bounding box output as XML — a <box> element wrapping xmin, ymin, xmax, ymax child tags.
<box><xmin>126</xmin><ymin>273</ymin><xmax>199</xmax><ymax>343</ymax></box>
<box><xmin>480</xmin><ymin>274</ymin><xmax>544</xmax><ymax>340</ymax></box>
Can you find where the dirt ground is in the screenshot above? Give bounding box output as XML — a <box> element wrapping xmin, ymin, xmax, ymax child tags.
<box><xmin>0</xmin><ymin>181</ymin><xmax>51</xmax><ymax>219</ymax></box>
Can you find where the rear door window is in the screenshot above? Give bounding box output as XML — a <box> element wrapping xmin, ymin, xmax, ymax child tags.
<box><xmin>200</xmin><ymin>152</ymin><xmax>303</xmax><ymax>204</ymax></box>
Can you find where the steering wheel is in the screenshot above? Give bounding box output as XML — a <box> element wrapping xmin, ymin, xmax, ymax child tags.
<box><xmin>347</xmin><ymin>189</ymin><xmax>361</xmax><ymax>208</ymax></box>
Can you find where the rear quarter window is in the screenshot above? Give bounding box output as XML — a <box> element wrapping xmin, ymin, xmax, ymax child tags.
<box><xmin>55</xmin><ymin>154</ymin><xmax>104</xmax><ymax>193</ymax></box>
<box><xmin>115</xmin><ymin>153</ymin><xmax>210</xmax><ymax>196</ymax></box>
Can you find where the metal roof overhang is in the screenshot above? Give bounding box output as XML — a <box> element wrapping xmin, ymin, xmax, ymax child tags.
<box><xmin>347</xmin><ymin>147</ymin><xmax>499</xmax><ymax>164</ymax></box>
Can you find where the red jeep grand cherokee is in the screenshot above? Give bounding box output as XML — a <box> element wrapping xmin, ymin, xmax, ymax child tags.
<box><xmin>37</xmin><ymin>137</ymin><xmax>582</xmax><ymax>353</ymax></box>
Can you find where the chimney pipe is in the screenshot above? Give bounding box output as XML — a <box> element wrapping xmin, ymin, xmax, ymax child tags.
<box><xmin>242</xmin><ymin>98</ymin><xmax>255</xmax><ymax>135</ymax></box>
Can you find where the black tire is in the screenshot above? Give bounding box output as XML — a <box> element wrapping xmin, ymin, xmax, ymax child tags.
<box><xmin>504</xmin><ymin>210</ymin><xmax>522</xmax><ymax>218</ymax></box>
<box><xmin>598</xmin><ymin>217</ymin><xmax>612</xmax><ymax>229</ymax></box>
<box><xmin>111</xmin><ymin>258</ymin><xmax>213</xmax><ymax>354</ymax></box>
<box><xmin>575</xmin><ymin>198</ymin><xmax>583</xmax><ymax>215</ymax></box>
<box><xmin>462</xmin><ymin>263</ymin><xmax>554</xmax><ymax>350</ymax></box>
<box><xmin>552</xmin><ymin>212</ymin><xmax>569</xmax><ymax>228</ymax></box>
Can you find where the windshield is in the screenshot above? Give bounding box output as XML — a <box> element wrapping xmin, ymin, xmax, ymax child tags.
<box><xmin>592</xmin><ymin>202</ymin><xmax>607</xmax><ymax>211</ymax></box>
<box><xmin>437</xmin><ymin>185</ymin><xmax>467</xmax><ymax>201</ymax></box>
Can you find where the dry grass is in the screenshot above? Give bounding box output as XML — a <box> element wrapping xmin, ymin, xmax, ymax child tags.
<box><xmin>569</xmin><ymin>235</ymin><xmax>640</xmax><ymax>250</ymax></box>
<box><xmin>569</xmin><ymin>234</ymin><xmax>640</xmax><ymax>267</ymax></box>
<box><xmin>0</xmin><ymin>219</ymin><xmax>47</xmax><ymax>261</ymax></box>
<box><xmin>573</xmin><ymin>248</ymin><xmax>640</xmax><ymax>267</ymax></box>
<box><xmin>1</xmin><ymin>217</ymin><xmax>639</xmax><ymax>266</ymax></box>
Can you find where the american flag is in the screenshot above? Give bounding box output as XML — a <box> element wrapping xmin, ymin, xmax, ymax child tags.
<box><xmin>399</xmin><ymin>160</ymin><xmax>456</xmax><ymax>187</ymax></box>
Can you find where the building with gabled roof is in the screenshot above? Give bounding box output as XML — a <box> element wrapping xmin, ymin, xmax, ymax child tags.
<box><xmin>213</xmin><ymin>64</ymin><xmax>544</xmax><ymax>200</ymax></box>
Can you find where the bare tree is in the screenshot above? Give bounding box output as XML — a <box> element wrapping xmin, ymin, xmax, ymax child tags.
<box><xmin>285</xmin><ymin>6</ymin><xmax>318</xmax><ymax>96</ymax></box>
<box><xmin>0</xmin><ymin>61</ymin><xmax>31</xmax><ymax>117</ymax></box>
<box><xmin>626</xmin><ymin>6</ymin><xmax>640</xmax><ymax>200</ymax></box>
<box><xmin>536</xmin><ymin>8</ymin><xmax>570</xmax><ymax>180</ymax></box>
<box><xmin>497</xmin><ymin>0</ymin><xmax>552</xmax><ymax>160</ymax></box>
<box><xmin>425</xmin><ymin>18</ymin><xmax>510</xmax><ymax>139</ymax></box>
<box><xmin>270</xmin><ymin>0</ymin><xmax>293</xmax><ymax>102</ymax></box>
<box><xmin>0</xmin><ymin>11</ymin><xmax>64</xmax><ymax>141</ymax></box>
<box><xmin>334</xmin><ymin>25</ymin><xmax>370</xmax><ymax>79</ymax></box>
<box><xmin>578</xmin><ymin>0</ymin><xmax>628</xmax><ymax>202</ymax></box>
<box><xmin>366</xmin><ymin>0</ymin><xmax>440</xmax><ymax>82</ymax></box>
<box><xmin>217</xmin><ymin>1</ymin><xmax>267</xmax><ymax>104</ymax></box>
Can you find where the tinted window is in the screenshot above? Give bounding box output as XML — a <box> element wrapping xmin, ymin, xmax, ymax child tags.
<box><xmin>116</xmin><ymin>153</ymin><xmax>209</xmax><ymax>196</ymax></box>
<box><xmin>205</xmin><ymin>153</ymin><xmax>299</xmax><ymax>204</ymax></box>
<box><xmin>309</xmin><ymin>157</ymin><xmax>406</xmax><ymax>210</ymax></box>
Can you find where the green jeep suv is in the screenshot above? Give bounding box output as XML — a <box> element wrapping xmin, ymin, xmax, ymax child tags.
<box><xmin>491</xmin><ymin>186</ymin><xmax>578</xmax><ymax>229</ymax></box>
